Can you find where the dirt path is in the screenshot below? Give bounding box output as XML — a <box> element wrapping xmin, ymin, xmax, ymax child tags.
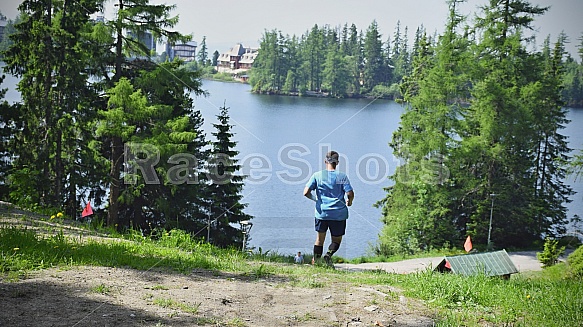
<box><xmin>0</xmin><ymin>266</ymin><xmax>435</xmax><ymax>327</ymax></box>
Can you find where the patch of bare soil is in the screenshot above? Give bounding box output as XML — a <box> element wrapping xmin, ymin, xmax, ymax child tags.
<box><xmin>0</xmin><ymin>266</ymin><xmax>435</xmax><ymax>327</ymax></box>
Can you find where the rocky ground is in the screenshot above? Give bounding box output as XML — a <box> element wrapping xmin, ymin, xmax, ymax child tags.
<box><xmin>0</xmin><ymin>265</ymin><xmax>435</xmax><ymax>327</ymax></box>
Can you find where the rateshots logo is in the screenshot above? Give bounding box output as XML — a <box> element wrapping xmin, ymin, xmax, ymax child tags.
<box><xmin>123</xmin><ymin>142</ymin><xmax>450</xmax><ymax>186</ymax></box>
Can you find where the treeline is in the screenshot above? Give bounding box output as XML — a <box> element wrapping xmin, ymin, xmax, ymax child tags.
<box><xmin>249</xmin><ymin>17</ymin><xmax>583</xmax><ymax>106</ymax></box>
<box><xmin>376</xmin><ymin>0</ymin><xmax>578</xmax><ymax>255</ymax></box>
<box><xmin>563</xmin><ymin>51</ymin><xmax>583</xmax><ymax>107</ymax></box>
<box><xmin>0</xmin><ymin>0</ymin><xmax>250</xmax><ymax>247</ymax></box>
<box><xmin>249</xmin><ymin>20</ymin><xmax>416</xmax><ymax>98</ymax></box>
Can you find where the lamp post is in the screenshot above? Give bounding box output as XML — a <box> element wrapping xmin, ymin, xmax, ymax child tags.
<box><xmin>487</xmin><ymin>193</ymin><xmax>496</xmax><ymax>250</ymax></box>
<box><xmin>240</xmin><ymin>220</ymin><xmax>253</xmax><ymax>251</ymax></box>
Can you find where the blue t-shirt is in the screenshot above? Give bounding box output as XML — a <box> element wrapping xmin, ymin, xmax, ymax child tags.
<box><xmin>306</xmin><ymin>170</ymin><xmax>353</xmax><ymax>221</ymax></box>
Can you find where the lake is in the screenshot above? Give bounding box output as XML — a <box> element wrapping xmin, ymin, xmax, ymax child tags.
<box><xmin>2</xmin><ymin>73</ymin><xmax>582</xmax><ymax>258</ymax></box>
<box><xmin>192</xmin><ymin>80</ymin><xmax>583</xmax><ymax>258</ymax></box>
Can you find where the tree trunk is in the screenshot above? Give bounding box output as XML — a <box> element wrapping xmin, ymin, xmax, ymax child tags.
<box><xmin>107</xmin><ymin>0</ymin><xmax>124</xmax><ymax>228</ymax></box>
<box><xmin>107</xmin><ymin>136</ymin><xmax>123</xmax><ymax>227</ymax></box>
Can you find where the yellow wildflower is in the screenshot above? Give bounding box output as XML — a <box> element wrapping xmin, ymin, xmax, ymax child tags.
<box><xmin>50</xmin><ymin>215</ymin><xmax>56</xmax><ymax>220</ymax></box>
<box><xmin>56</xmin><ymin>212</ymin><xmax>63</xmax><ymax>218</ymax></box>
<box><xmin>13</xmin><ymin>247</ymin><xmax>19</xmax><ymax>251</ymax></box>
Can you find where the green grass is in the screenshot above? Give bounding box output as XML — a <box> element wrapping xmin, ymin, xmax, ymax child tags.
<box><xmin>1</xmin><ymin>219</ymin><xmax>581</xmax><ymax>327</ymax></box>
<box><xmin>224</xmin><ymin>317</ymin><xmax>247</xmax><ymax>327</ymax></box>
<box><xmin>0</xmin><ymin>226</ymin><xmax>250</xmax><ymax>279</ymax></box>
<box><xmin>152</xmin><ymin>297</ymin><xmax>201</xmax><ymax>314</ymax></box>
<box><xmin>338</xmin><ymin>265</ymin><xmax>582</xmax><ymax>327</ymax></box>
<box><xmin>89</xmin><ymin>283</ymin><xmax>112</xmax><ymax>295</ymax></box>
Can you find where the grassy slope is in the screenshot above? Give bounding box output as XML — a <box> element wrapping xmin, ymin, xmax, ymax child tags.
<box><xmin>1</xmin><ymin>210</ymin><xmax>582</xmax><ymax>327</ymax></box>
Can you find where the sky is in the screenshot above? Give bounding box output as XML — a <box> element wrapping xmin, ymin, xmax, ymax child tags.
<box><xmin>1</xmin><ymin>0</ymin><xmax>582</xmax><ymax>56</ymax></box>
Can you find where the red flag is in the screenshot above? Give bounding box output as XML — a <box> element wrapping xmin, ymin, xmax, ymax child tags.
<box><xmin>444</xmin><ymin>260</ymin><xmax>451</xmax><ymax>269</ymax></box>
<box><xmin>82</xmin><ymin>202</ymin><xmax>93</xmax><ymax>218</ymax></box>
<box><xmin>464</xmin><ymin>235</ymin><xmax>473</xmax><ymax>252</ymax></box>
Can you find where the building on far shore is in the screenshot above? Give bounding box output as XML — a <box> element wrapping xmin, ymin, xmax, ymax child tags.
<box><xmin>127</xmin><ymin>30</ymin><xmax>156</xmax><ymax>54</ymax></box>
<box><xmin>216</xmin><ymin>43</ymin><xmax>258</xmax><ymax>81</ymax></box>
<box><xmin>166</xmin><ymin>41</ymin><xmax>197</xmax><ymax>62</ymax></box>
<box><xmin>0</xmin><ymin>19</ymin><xmax>7</xmax><ymax>43</ymax></box>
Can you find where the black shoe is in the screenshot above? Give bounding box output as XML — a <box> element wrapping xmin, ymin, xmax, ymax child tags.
<box><xmin>323</xmin><ymin>254</ymin><xmax>334</xmax><ymax>268</ymax></box>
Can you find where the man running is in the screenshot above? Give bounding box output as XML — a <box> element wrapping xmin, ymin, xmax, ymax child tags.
<box><xmin>303</xmin><ymin>151</ymin><xmax>354</xmax><ymax>267</ymax></box>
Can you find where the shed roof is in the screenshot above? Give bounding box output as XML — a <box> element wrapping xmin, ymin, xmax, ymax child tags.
<box><xmin>435</xmin><ymin>250</ymin><xmax>518</xmax><ymax>277</ymax></box>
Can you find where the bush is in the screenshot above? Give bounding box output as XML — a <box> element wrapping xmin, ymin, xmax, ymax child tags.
<box><xmin>537</xmin><ymin>238</ymin><xmax>565</xmax><ymax>267</ymax></box>
<box><xmin>567</xmin><ymin>245</ymin><xmax>583</xmax><ymax>278</ymax></box>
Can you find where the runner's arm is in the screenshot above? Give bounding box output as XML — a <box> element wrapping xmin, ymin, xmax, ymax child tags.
<box><xmin>303</xmin><ymin>187</ymin><xmax>317</xmax><ymax>201</ymax></box>
<box><xmin>346</xmin><ymin>190</ymin><xmax>354</xmax><ymax>206</ymax></box>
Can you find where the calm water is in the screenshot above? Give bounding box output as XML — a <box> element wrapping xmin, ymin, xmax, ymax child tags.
<box><xmin>193</xmin><ymin>80</ymin><xmax>583</xmax><ymax>258</ymax></box>
<box><xmin>2</xmin><ymin>73</ymin><xmax>582</xmax><ymax>258</ymax></box>
<box><xmin>193</xmin><ymin>81</ymin><xmax>400</xmax><ymax>258</ymax></box>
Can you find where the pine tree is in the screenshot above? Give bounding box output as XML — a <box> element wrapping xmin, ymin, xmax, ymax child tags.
<box><xmin>212</xmin><ymin>50</ymin><xmax>219</xmax><ymax>66</ymax></box>
<box><xmin>340</xmin><ymin>23</ymin><xmax>349</xmax><ymax>55</ymax></box>
<box><xmin>0</xmin><ymin>75</ymin><xmax>19</xmax><ymax>200</ymax></box>
<box><xmin>362</xmin><ymin>20</ymin><xmax>386</xmax><ymax>91</ymax></box>
<box><xmin>103</xmin><ymin>0</ymin><xmax>188</xmax><ymax>227</ymax></box>
<box><xmin>3</xmin><ymin>0</ymin><xmax>103</xmax><ymax>211</ymax></box>
<box><xmin>391</xmin><ymin>21</ymin><xmax>412</xmax><ymax>85</ymax></box>
<box><xmin>121</xmin><ymin>61</ymin><xmax>206</xmax><ymax>231</ymax></box>
<box><xmin>377</xmin><ymin>0</ymin><xmax>472</xmax><ymax>254</ymax></box>
<box><xmin>249</xmin><ymin>29</ymin><xmax>280</xmax><ymax>93</ymax></box>
<box><xmin>464</xmin><ymin>0</ymin><xmax>550</xmax><ymax>247</ymax></box>
<box><xmin>526</xmin><ymin>34</ymin><xmax>573</xmax><ymax>238</ymax></box>
<box><xmin>198</xmin><ymin>36</ymin><xmax>208</xmax><ymax>66</ymax></box>
<box><xmin>303</xmin><ymin>24</ymin><xmax>325</xmax><ymax>91</ymax></box>
<box><xmin>206</xmin><ymin>105</ymin><xmax>252</xmax><ymax>247</ymax></box>
<box><xmin>322</xmin><ymin>50</ymin><xmax>350</xmax><ymax>97</ymax></box>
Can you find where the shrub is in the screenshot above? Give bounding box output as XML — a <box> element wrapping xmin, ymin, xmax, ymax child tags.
<box><xmin>567</xmin><ymin>245</ymin><xmax>583</xmax><ymax>278</ymax></box>
<box><xmin>537</xmin><ymin>238</ymin><xmax>565</xmax><ymax>267</ymax></box>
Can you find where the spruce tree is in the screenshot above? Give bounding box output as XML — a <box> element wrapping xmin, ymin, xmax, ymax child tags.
<box><xmin>212</xmin><ymin>50</ymin><xmax>219</xmax><ymax>67</ymax></box>
<box><xmin>322</xmin><ymin>48</ymin><xmax>350</xmax><ymax>97</ymax></box>
<box><xmin>198</xmin><ymin>36</ymin><xmax>208</xmax><ymax>66</ymax></box>
<box><xmin>526</xmin><ymin>34</ymin><xmax>573</xmax><ymax>238</ymax></box>
<box><xmin>377</xmin><ymin>0</ymin><xmax>472</xmax><ymax>254</ymax></box>
<box><xmin>363</xmin><ymin>20</ymin><xmax>386</xmax><ymax>91</ymax></box>
<box><xmin>134</xmin><ymin>61</ymin><xmax>206</xmax><ymax>231</ymax></box>
<box><xmin>102</xmin><ymin>0</ymin><xmax>188</xmax><ymax>227</ymax></box>
<box><xmin>464</xmin><ymin>0</ymin><xmax>549</xmax><ymax>247</ymax></box>
<box><xmin>3</xmin><ymin>0</ymin><xmax>103</xmax><ymax>211</ymax></box>
<box><xmin>304</xmin><ymin>24</ymin><xmax>325</xmax><ymax>91</ymax></box>
<box><xmin>0</xmin><ymin>76</ymin><xmax>19</xmax><ymax>200</ymax></box>
<box><xmin>206</xmin><ymin>105</ymin><xmax>252</xmax><ymax>247</ymax></box>
<box><xmin>249</xmin><ymin>29</ymin><xmax>279</xmax><ymax>93</ymax></box>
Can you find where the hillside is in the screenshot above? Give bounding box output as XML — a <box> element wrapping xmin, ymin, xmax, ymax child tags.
<box><xmin>2</xmin><ymin>203</ymin><xmax>581</xmax><ymax>327</ymax></box>
<box><xmin>0</xmin><ymin>203</ymin><xmax>434</xmax><ymax>327</ymax></box>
